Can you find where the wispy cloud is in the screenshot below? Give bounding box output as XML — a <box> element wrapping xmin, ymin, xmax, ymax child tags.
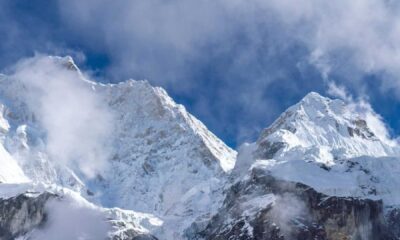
<box><xmin>54</xmin><ymin>0</ymin><xmax>400</xmax><ymax>143</ymax></box>
<box><xmin>327</xmin><ymin>81</ymin><xmax>396</xmax><ymax>145</ymax></box>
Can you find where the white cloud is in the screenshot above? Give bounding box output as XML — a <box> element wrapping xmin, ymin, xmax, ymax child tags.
<box><xmin>327</xmin><ymin>81</ymin><xmax>352</xmax><ymax>101</ymax></box>
<box><xmin>52</xmin><ymin>0</ymin><xmax>400</xmax><ymax>144</ymax></box>
<box><xmin>56</xmin><ymin>0</ymin><xmax>400</xmax><ymax>93</ymax></box>
<box><xmin>10</xmin><ymin>55</ymin><xmax>114</xmax><ymax>177</ymax></box>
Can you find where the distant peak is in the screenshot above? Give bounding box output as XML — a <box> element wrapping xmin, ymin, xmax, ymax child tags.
<box><xmin>302</xmin><ymin>91</ymin><xmax>325</xmax><ymax>100</ymax></box>
<box><xmin>253</xmin><ymin>91</ymin><xmax>400</xmax><ymax>163</ymax></box>
<box><xmin>47</xmin><ymin>55</ymin><xmax>80</xmax><ymax>72</ymax></box>
<box><xmin>298</xmin><ymin>91</ymin><xmax>333</xmax><ymax>107</ymax></box>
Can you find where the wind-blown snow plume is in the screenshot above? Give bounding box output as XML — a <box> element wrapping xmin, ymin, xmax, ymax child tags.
<box><xmin>328</xmin><ymin>81</ymin><xmax>396</xmax><ymax>146</ymax></box>
<box><xmin>10</xmin><ymin>55</ymin><xmax>113</xmax><ymax>177</ymax></box>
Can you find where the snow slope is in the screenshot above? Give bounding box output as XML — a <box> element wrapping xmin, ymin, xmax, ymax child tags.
<box><xmin>0</xmin><ymin>143</ymin><xmax>28</xmax><ymax>183</ymax></box>
<box><xmin>0</xmin><ymin>104</ymin><xmax>29</xmax><ymax>183</ymax></box>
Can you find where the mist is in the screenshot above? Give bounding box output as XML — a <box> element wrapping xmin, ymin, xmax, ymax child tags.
<box><xmin>29</xmin><ymin>192</ymin><xmax>111</xmax><ymax>240</ymax></box>
<box><xmin>9</xmin><ymin>55</ymin><xmax>113</xmax><ymax>177</ymax></box>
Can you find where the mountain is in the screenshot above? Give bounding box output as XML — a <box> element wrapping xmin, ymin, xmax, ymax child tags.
<box><xmin>0</xmin><ymin>56</ymin><xmax>399</xmax><ymax>239</ymax></box>
<box><xmin>88</xmin><ymin>73</ymin><xmax>236</xmax><ymax>238</ymax></box>
<box><xmin>233</xmin><ymin>92</ymin><xmax>400</xmax><ymax>201</ymax></box>
<box><xmin>234</xmin><ymin>92</ymin><xmax>398</xmax><ymax>173</ymax></box>
<box><xmin>193</xmin><ymin>92</ymin><xmax>400</xmax><ymax>239</ymax></box>
<box><xmin>91</xmin><ymin>78</ymin><xmax>236</xmax><ymax>212</ymax></box>
<box><xmin>0</xmin><ymin>56</ymin><xmax>236</xmax><ymax>239</ymax></box>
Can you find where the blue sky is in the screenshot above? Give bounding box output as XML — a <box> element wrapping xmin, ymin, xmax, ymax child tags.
<box><xmin>1</xmin><ymin>0</ymin><xmax>400</xmax><ymax>147</ymax></box>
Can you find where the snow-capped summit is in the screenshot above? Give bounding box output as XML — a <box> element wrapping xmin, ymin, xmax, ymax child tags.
<box><xmin>91</xmin><ymin>78</ymin><xmax>237</xmax><ymax>214</ymax></box>
<box><xmin>253</xmin><ymin>91</ymin><xmax>398</xmax><ymax>165</ymax></box>
<box><xmin>234</xmin><ymin>91</ymin><xmax>400</xmax><ymax>208</ymax></box>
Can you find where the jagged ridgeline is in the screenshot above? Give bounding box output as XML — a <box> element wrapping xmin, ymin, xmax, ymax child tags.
<box><xmin>0</xmin><ymin>56</ymin><xmax>399</xmax><ymax>239</ymax></box>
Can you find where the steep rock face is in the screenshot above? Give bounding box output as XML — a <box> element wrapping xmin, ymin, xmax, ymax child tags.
<box><xmin>191</xmin><ymin>168</ymin><xmax>394</xmax><ymax>240</ymax></box>
<box><xmin>386</xmin><ymin>208</ymin><xmax>400</xmax><ymax>238</ymax></box>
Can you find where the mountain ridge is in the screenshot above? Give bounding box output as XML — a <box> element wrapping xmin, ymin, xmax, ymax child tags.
<box><xmin>0</xmin><ymin>56</ymin><xmax>399</xmax><ymax>239</ymax></box>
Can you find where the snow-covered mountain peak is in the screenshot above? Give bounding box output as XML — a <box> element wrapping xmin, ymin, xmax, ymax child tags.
<box><xmin>94</xmin><ymin>78</ymin><xmax>237</xmax><ymax>217</ymax></box>
<box><xmin>100</xmin><ymin>78</ymin><xmax>236</xmax><ymax>173</ymax></box>
<box><xmin>228</xmin><ymin>92</ymin><xmax>400</xmax><ymax>229</ymax></box>
<box><xmin>253</xmin><ymin>92</ymin><xmax>398</xmax><ymax>164</ymax></box>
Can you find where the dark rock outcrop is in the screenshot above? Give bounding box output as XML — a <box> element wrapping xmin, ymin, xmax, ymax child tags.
<box><xmin>0</xmin><ymin>192</ymin><xmax>56</xmax><ymax>240</ymax></box>
<box><xmin>188</xmin><ymin>168</ymin><xmax>396</xmax><ymax>240</ymax></box>
<box><xmin>386</xmin><ymin>208</ymin><xmax>400</xmax><ymax>239</ymax></box>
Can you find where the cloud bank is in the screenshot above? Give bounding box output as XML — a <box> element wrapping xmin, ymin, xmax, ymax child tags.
<box><xmin>56</xmin><ymin>0</ymin><xmax>400</xmax><ymax>91</ymax></box>
<box><xmin>1</xmin><ymin>0</ymin><xmax>400</xmax><ymax>145</ymax></box>
<box><xmin>55</xmin><ymin>0</ymin><xmax>400</xmax><ymax>142</ymax></box>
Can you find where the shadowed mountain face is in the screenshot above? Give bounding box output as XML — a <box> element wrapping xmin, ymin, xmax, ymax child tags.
<box><xmin>0</xmin><ymin>56</ymin><xmax>399</xmax><ymax>239</ymax></box>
